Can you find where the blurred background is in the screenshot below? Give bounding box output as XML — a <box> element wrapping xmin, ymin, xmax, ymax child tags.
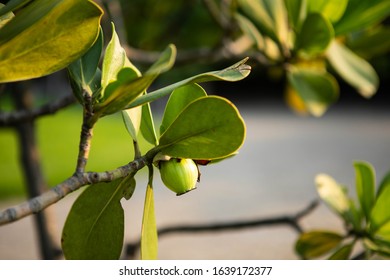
<box><xmin>0</xmin><ymin>0</ymin><xmax>389</xmax><ymax>259</ymax></box>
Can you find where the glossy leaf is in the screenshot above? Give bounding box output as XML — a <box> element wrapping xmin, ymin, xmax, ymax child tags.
<box><xmin>284</xmin><ymin>0</ymin><xmax>307</xmax><ymax>31</ymax></box>
<box><xmin>287</xmin><ymin>66</ymin><xmax>339</xmax><ymax>117</ymax></box>
<box><xmin>62</xmin><ymin>175</ymin><xmax>136</xmax><ymax>259</ymax></box>
<box><xmin>328</xmin><ymin>243</ymin><xmax>354</xmax><ymax>260</ymax></box>
<box><xmin>327</xmin><ymin>40</ymin><xmax>379</xmax><ymax>98</ymax></box>
<box><xmin>353</xmin><ymin>161</ymin><xmax>375</xmax><ymax>221</ymax></box>
<box><xmin>96</xmin><ymin>44</ymin><xmax>176</xmax><ymax>117</ymax></box>
<box><xmin>334</xmin><ymin>0</ymin><xmax>390</xmax><ymax>35</ymax></box>
<box><xmin>0</xmin><ymin>0</ymin><xmax>103</xmax><ymax>83</ymax></box>
<box><xmin>141</xmin><ymin>167</ymin><xmax>158</xmax><ymax>260</ymax></box>
<box><xmin>295</xmin><ymin>13</ymin><xmax>334</xmax><ymax>57</ymax></box>
<box><xmin>295</xmin><ymin>231</ymin><xmax>343</xmax><ymax>259</ymax></box>
<box><xmin>160</xmin><ymin>83</ymin><xmax>207</xmax><ymax>136</ymax></box>
<box><xmin>157</xmin><ymin>96</ymin><xmax>245</xmax><ymax>160</ymax></box>
<box><xmin>370</xmin><ymin>171</ymin><xmax>390</xmax><ymax>233</ymax></box>
<box><xmin>307</xmin><ymin>0</ymin><xmax>348</xmax><ymax>22</ymax></box>
<box><xmin>315</xmin><ymin>174</ymin><xmax>351</xmax><ymax>219</ymax></box>
<box><xmin>0</xmin><ymin>0</ymin><xmax>32</xmax><ymax>17</ymax></box>
<box><xmin>127</xmin><ymin>58</ymin><xmax>251</xmax><ymax>109</ymax></box>
<box><xmin>140</xmin><ymin>103</ymin><xmax>158</xmax><ymax>146</ymax></box>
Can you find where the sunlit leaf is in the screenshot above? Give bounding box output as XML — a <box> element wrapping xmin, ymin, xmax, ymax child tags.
<box><xmin>96</xmin><ymin>44</ymin><xmax>176</xmax><ymax>117</ymax></box>
<box><xmin>327</xmin><ymin>40</ymin><xmax>379</xmax><ymax>98</ymax></box>
<box><xmin>370</xmin><ymin>171</ymin><xmax>390</xmax><ymax>233</ymax></box>
<box><xmin>0</xmin><ymin>0</ymin><xmax>103</xmax><ymax>83</ymax></box>
<box><xmin>141</xmin><ymin>167</ymin><xmax>158</xmax><ymax>260</ymax></box>
<box><xmin>287</xmin><ymin>66</ymin><xmax>339</xmax><ymax>117</ymax></box>
<box><xmin>160</xmin><ymin>83</ymin><xmax>207</xmax><ymax>136</ymax></box>
<box><xmin>334</xmin><ymin>0</ymin><xmax>390</xmax><ymax>35</ymax></box>
<box><xmin>127</xmin><ymin>58</ymin><xmax>251</xmax><ymax>109</ymax></box>
<box><xmin>307</xmin><ymin>0</ymin><xmax>348</xmax><ymax>22</ymax></box>
<box><xmin>122</xmin><ymin>106</ymin><xmax>142</xmax><ymax>141</ymax></box>
<box><xmin>295</xmin><ymin>231</ymin><xmax>343</xmax><ymax>259</ymax></box>
<box><xmin>235</xmin><ymin>13</ymin><xmax>265</xmax><ymax>51</ymax></box>
<box><xmin>353</xmin><ymin>161</ymin><xmax>375</xmax><ymax>221</ymax></box>
<box><xmin>157</xmin><ymin>96</ymin><xmax>245</xmax><ymax>160</ymax></box>
<box><xmin>62</xmin><ymin>175</ymin><xmax>136</xmax><ymax>259</ymax></box>
<box><xmin>315</xmin><ymin>174</ymin><xmax>351</xmax><ymax>219</ymax></box>
<box><xmin>295</xmin><ymin>13</ymin><xmax>334</xmax><ymax>57</ymax></box>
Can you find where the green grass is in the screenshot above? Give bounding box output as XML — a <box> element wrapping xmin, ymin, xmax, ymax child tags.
<box><xmin>0</xmin><ymin>104</ymin><xmax>156</xmax><ymax>199</ymax></box>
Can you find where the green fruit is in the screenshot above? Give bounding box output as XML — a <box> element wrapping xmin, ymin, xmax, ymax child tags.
<box><xmin>159</xmin><ymin>158</ymin><xmax>199</xmax><ymax>195</ymax></box>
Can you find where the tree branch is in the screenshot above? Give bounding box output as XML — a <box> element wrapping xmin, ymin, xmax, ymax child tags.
<box><xmin>0</xmin><ymin>93</ymin><xmax>76</xmax><ymax>127</ymax></box>
<box><xmin>125</xmin><ymin>200</ymin><xmax>319</xmax><ymax>258</ymax></box>
<box><xmin>0</xmin><ymin>155</ymin><xmax>152</xmax><ymax>226</ymax></box>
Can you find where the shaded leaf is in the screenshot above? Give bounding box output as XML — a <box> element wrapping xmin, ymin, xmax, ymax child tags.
<box><xmin>315</xmin><ymin>173</ymin><xmax>351</xmax><ymax>219</ymax></box>
<box><xmin>140</xmin><ymin>103</ymin><xmax>158</xmax><ymax>146</ymax></box>
<box><xmin>0</xmin><ymin>3</ymin><xmax>14</xmax><ymax>29</ymax></box>
<box><xmin>0</xmin><ymin>0</ymin><xmax>103</xmax><ymax>83</ymax></box>
<box><xmin>328</xmin><ymin>243</ymin><xmax>354</xmax><ymax>260</ymax></box>
<box><xmin>160</xmin><ymin>83</ymin><xmax>207</xmax><ymax>136</ymax></box>
<box><xmin>370</xmin><ymin>171</ymin><xmax>390</xmax><ymax>233</ymax></box>
<box><xmin>334</xmin><ymin>0</ymin><xmax>390</xmax><ymax>35</ymax></box>
<box><xmin>327</xmin><ymin>40</ymin><xmax>379</xmax><ymax>98</ymax></box>
<box><xmin>353</xmin><ymin>161</ymin><xmax>375</xmax><ymax>221</ymax></box>
<box><xmin>284</xmin><ymin>0</ymin><xmax>307</xmax><ymax>31</ymax></box>
<box><xmin>307</xmin><ymin>0</ymin><xmax>348</xmax><ymax>22</ymax></box>
<box><xmin>141</xmin><ymin>167</ymin><xmax>158</xmax><ymax>260</ymax></box>
<box><xmin>62</xmin><ymin>175</ymin><xmax>135</xmax><ymax>259</ymax></box>
<box><xmin>295</xmin><ymin>231</ymin><xmax>343</xmax><ymax>259</ymax></box>
<box><xmin>157</xmin><ymin>96</ymin><xmax>246</xmax><ymax>160</ymax></box>
<box><xmin>287</xmin><ymin>66</ymin><xmax>339</xmax><ymax>116</ymax></box>
<box><xmin>127</xmin><ymin>58</ymin><xmax>251</xmax><ymax>109</ymax></box>
<box><xmin>0</xmin><ymin>0</ymin><xmax>32</xmax><ymax>17</ymax></box>
<box><xmin>295</xmin><ymin>13</ymin><xmax>334</xmax><ymax>56</ymax></box>
<box><xmin>122</xmin><ymin>106</ymin><xmax>142</xmax><ymax>141</ymax></box>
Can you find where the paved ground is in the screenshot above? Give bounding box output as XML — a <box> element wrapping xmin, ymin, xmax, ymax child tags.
<box><xmin>1</xmin><ymin>102</ymin><xmax>389</xmax><ymax>259</ymax></box>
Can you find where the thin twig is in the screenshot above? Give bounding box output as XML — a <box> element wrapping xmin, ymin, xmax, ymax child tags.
<box><xmin>125</xmin><ymin>200</ymin><xmax>319</xmax><ymax>258</ymax></box>
<box><xmin>0</xmin><ymin>93</ymin><xmax>76</xmax><ymax>127</ymax></box>
<box><xmin>0</xmin><ymin>154</ymin><xmax>152</xmax><ymax>226</ymax></box>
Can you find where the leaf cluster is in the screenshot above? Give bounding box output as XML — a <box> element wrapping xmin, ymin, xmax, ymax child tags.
<box><xmin>296</xmin><ymin>161</ymin><xmax>390</xmax><ymax>259</ymax></box>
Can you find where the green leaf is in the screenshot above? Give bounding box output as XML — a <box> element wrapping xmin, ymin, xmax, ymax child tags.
<box><xmin>0</xmin><ymin>0</ymin><xmax>103</xmax><ymax>83</ymax></box>
<box><xmin>262</xmin><ymin>0</ymin><xmax>289</xmax><ymax>46</ymax></box>
<box><xmin>127</xmin><ymin>58</ymin><xmax>251</xmax><ymax>109</ymax></box>
<box><xmin>62</xmin><ymin>175</ymin><xmax>135</xmax><ymax>259</ymax></box>
<box><xmin>122</xmin><ymin>106</ymin><xmax>142</xmax><ymax>141</ymax></box>
<box><xmin>328</xmin><ymin>243</ymin><xmax>354</xmax><ymax>260</ymax></box>
<box><xmin>67</xmin><ymin>27</ymin><xmax>103</xmax><ymax>102</ymax></box>
<box><xmin>295</xmin><ymin>231</ymin><xmax>344</xmax><ymax>259</ymax></box>
<box><xmin>353</xmin><ymin>161</ymin><xmax>375</xmax><ymax>222</ymax></box>
<box><xmin>101</xmin><ymin>23</ymin><xmax>128</xmax><ymax>89</ymax></box>
<box><xmin>370</xmin><ymin>171</ymin><xmax>390</xmax><ymax>233</ymax></box>
<box><xmin>287</xmin><ymin>66</ymin><xmax>339</xmax><ymax>117</ymax></box>
<box><xmin>235</xmin><ymin>13</ymin><xmax>265</xmax><ymax>51</ymax></box>
<box><xmin>315</xmin><ymin>173</ymin><xmax>351</xmax><ymax>220</ymax></box>
<box><xmin>295</xmin><ymin>13</ymin><xmax>334</xmax><ymax>57</ymax></box>
<box><xmin>307</xmin><ymin>0</ymin><xmax>348</xmax><ymax>22</ymax></box>
<box><xmin>284</xmin><ymin>0</ymin><xmax>307</xmax><ymax>31</ymax></box>
<box><xmin>334</xmin><ymin>0</ymin><xmax>390</xmax><ymax>35</ymax></box>
<box><xmin>160</xmin><ymin>83</ymin><xmax>207</xmax><ymax>136</ymax></box>
<box><xmin>0</xmin><ymin>3</ymin><xmax>14</xmax><ymax>29</ymax></box>
<box><xmin>140</xmin><ymin>103</ymin><xmax>158</xmax><ymax>146</ymax></box>
<box><xmin>95</xmin><ymin>44</ymin><xmax>176</xmax><ymax>117</ymax></box>
<box><xmin>157</xmin><ymin>96</ymin><xmax>245</xmax><ymax>160</ymax></box>
<box><xmin>326</xmin><ymin>40</ymin><xmax>379</xmax><ymax>98</ymax></box>
<box><xmin>0</xmin><ymin>0</ymin><xmax>32</xmax><ymax>17</ymax></box>
<box><xmin>141</xmin><ymin>167</ymin><xmax>158</xmax><ymax>260</ymax></box>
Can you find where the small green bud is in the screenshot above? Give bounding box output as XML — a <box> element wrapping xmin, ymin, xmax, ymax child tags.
<box><xmin>159</xmin><ymin>158</ymin><xmax>199</xmax><ymax>195</ymax></box>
